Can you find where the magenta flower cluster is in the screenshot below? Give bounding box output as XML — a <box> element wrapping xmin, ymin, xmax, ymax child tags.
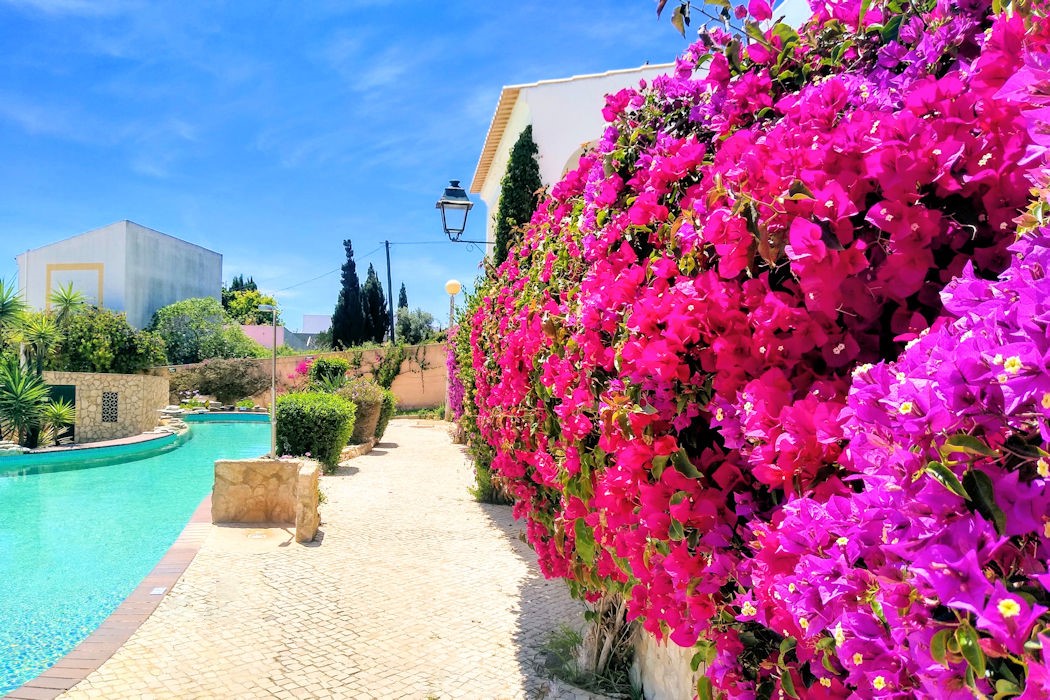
<box><xmin>446</xmin><ymin>326</ymin><xmax>465</xmax><ymax>421</ymax></box>
<box><xmin>462</xmin><ymin>0</ymin><xmax>1050</xmax><ymax>697</ymax></box>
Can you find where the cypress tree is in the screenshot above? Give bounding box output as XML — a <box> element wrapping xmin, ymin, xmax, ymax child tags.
<box><xmin>331</xmin><ymin>239</ymin><xmax>365</xmax><ymax>348</ymax></box>
<box><xmin>398</xmin><ymin>283</ymin><xmax>408</xmax><ymax>310</ymax></box>
<box><xmin>361</xmin><ymin>264</ymin><xmax>389</xmax><ymax>344</ymax></box>
<box><xmin>493</xmin><ymin>124</ymin><xmax>542</xmax><ymax>267</ymax></box>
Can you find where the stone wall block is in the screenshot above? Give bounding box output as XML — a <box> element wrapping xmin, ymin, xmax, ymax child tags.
<box><xmin>295</xmin><ymin>461</ymin><xmax>320</xmax><ymax>543</ymax></box>
<box><xmin>42</xmin><ymin>370</ymin><xmax>169</xmax><ymax>444</ymax></box>
<box><xmin>212</xmin><ymin>458</ymin><xmax>303</xmax><ymax>527</ymax></box>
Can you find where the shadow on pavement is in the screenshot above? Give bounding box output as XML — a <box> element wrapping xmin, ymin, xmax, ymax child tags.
<box><xmin>478</xmin><ymin>503</ymin><xmax>597</xmax><ymax>699</ymax></box>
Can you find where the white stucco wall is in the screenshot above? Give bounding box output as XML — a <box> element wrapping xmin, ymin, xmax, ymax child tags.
<box><xmin>476</xmin><ymin>64</ymin><xmax>674</xmax><ymax>246</ymax></box>
<box><xmin>16</xmin><ymin>221</ymin><xmax>128</xmax><ymax>314</ymax></box>
<box><xmin>124</xmin><ymin>222</ymin><xmax>222</xmax><ymax>328</ymax></box>
<box><xmin>16</xmin><ymin>220</ymin><xmax>222</xmax><ymax>329</ymax></box>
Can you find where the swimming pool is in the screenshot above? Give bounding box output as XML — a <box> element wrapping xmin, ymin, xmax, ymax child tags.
<box><xmin>0</xmin><ymin>417</ymin><xmax>269</xmax><ymax>693</ymax></box>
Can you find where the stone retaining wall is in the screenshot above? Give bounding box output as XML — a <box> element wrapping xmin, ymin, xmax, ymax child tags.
<box><xmin>211</xmin><ymin>458</ymin><xmax>320</xmax><ymax>543</ymax></box>
<box><xmin>43</xmin><ymin>370</ymin><xmax>169</xmax><ymax>444</ymax></box>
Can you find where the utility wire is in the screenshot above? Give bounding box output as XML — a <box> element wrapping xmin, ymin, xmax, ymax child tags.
<box><xmin>269</xmin><ymin>239</ymin><xmax>468</xmax><ymax>292</ymax></box>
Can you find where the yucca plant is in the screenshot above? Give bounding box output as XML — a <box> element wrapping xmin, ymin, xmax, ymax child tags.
<box><xmin>0</xmin><ymin>280</ymin><xmax>27</xmax><ymax>354</ymax></box>
<box><xmin>48</xmin><ymin>282</ymin><xmax>86</xmax><ymax>327</ymax></box>
<box><xmin>16</xmin><ymin>312</ymin><xmax>62</xmax><ymax>376</ymax></box>
<box><xmin>0</xmin><ymin>357</ymin><xmax>49</xmax><ymax>446</ymax></box>
<box><xmin>38</xmin><ymin>398</ymin><xmax>75</xmax><ymax>446</ymax></box>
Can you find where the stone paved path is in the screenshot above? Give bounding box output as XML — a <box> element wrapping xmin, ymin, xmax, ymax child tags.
<box><xmin>58</xmin><ymin>420</ymin><xmax>594</xmax><ymax>700</ymax></box>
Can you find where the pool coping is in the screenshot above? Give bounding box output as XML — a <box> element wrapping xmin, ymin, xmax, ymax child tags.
<box><xmin>3</xmin><ymin>496</ymin><xmax>214</xmax><ymax>700</ymax></box>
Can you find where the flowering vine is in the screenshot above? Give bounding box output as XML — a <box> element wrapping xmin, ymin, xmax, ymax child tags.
<box><xmin>463</xmin><ymin>0</ymin><xmax>1050</xmax><ymax>697</ymax></box>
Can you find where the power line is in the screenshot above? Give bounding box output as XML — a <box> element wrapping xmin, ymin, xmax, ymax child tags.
<box><xmin>267</xmin><ymin>237</ymin><xmax>483</xmax><ymax>294</ymax></box>
<box><xmin>272</xmin><ymin>244</ymin><xmax>384</xmax><ymax>292</ymax></box>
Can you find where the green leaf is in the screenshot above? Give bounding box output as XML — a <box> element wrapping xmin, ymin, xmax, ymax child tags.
<box><xmin>669</xmin><ymin>518</ymin><xmax>685</xmax><ymax>541</ymax></box>
<box><xmin>778</xmin><ymin>636</ymin><xmax>797</xmax><ymax>665</ymax></box>
<box><xmin>963</xmin><ymin>469</ymin><xmax>1007</xmax><ymax>535</ymax></box>
<box><xmin>697</xmin><ymin>676</ymin><xmax>714</xmax><ymax>700</ymax></box>
<box><xmin>690</xmin><ymin>650</ymin><xmax>704</xmax><ymax>673</ymax></box>
<box><xmin>672</xmin><ymin>448</ymin><xmax>701</xmax><ymax>478</ymax></box>
<box><xmin>858</xmin><ymin>0</ymin><xmax>873</xmax><ymax>27</ymax></box>
<box><xmin>652</xmin><ymin>454</ymin><xmax>669</xmax><ymax>479</ymax></box>
<box><xmin>671</xmin><ymin>4</ymin><xmax>688</xmax><ymax>37</ymax></box>
<box><xmin>925</xmin><ymin>461</ymin><xmax>969</xmax><ymax>500</ymax></box>
<box><xmin>880</xmin><ymin>14</ymin><xmax>903</xmax><ymax>42</ymax></box>
<box><xmin>930</xmin><ymin>629</ymin><xmax>951</xmax><ymax>668</ymax></box>
<box><xmin>787</xmin><ymin>179</ymin><xmax>815</xmax><ymax>200</ymax></box>
<box><xmin>770</xmin><ymin>22</ymin><xmax>799</xmax><ymax>47</ymax></box>
<box><xmin>956</xmin><ymin>624</ymin><xmax>986</xmax><ymax>678</ymax></box>
<box><xmin>745</xmin><ymin>20</ymin><xmax>767</xmax><ymax>44</ymax></box>
<box><xmin>780</xmin><ymin>671</ymin><xmax>799</xmax><ymax>699</ymax></box>
<box><xmin>995</xmin><ymin>679</ymin><xmax>1022</xmax><ymax>698</ymax></box>
<box><xmin>573</xmin><ymin>520</ymin><xmax>596</xmax><ymax>564</ymax></box>
<box><xmin>943</xmin><ymin>433</ymin><xmax>997</xmax><ymax>458</ymax></box>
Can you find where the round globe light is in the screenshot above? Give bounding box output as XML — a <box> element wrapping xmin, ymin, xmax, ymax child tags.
<box><xmin>445</xmin><ymin>279</ymin><xmax>462</xmax><ymax>296</ymax></box>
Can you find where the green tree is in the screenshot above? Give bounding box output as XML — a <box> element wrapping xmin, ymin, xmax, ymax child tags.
<box><xmin>53</xmin><ymin>307</ymin><xmax>167</xmax><ymax>373</ymax></box>
<box><xmin>395</xmin><ymin>307</ymin><xmax>436</xmax><ymax>345</ymax></box>
<box><xmin>361</xmin><ymin>264</ymin><xmax>389</xmax><ymax>344</ymax></box>
<box><xmin>398</xmin><ymin>283</ymin><xmax>408</xmax><ymax>310</ymax></box>
<box><xmin>221</xmin><ymin>274</ymin><xmax>257</xmax><ymax>311</ymax></box>
<box><xmin>331</xmin><ymin>239</ymin><xmax>365</xmax><ymax>348</ymax></box>
<box><xmin>147</xmin><ymin>297</ymin><xmax>264</xmax><ymax>365</ymax></box>
<box><xmin>493</xmin><ymin>125</ymin><xmax>542</xmax><ymax>267</ymax></box>
<box><xmin>226</xmin><ymin>289</ymin><xmax>281</xmax><ymax>325</ymax></box>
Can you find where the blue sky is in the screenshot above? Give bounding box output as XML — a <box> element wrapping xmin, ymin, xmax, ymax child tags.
<box><xmin>0</xmin><ymin>0</ymin><xmax>685</xmax><ymax>330</ymax></box>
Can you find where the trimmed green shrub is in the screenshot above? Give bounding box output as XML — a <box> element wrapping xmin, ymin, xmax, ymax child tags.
<box><xmin>374</xmin><ymin>389</ymin><xmax>396</xmax><ymax>443</ymax></box>
<box><xmin>275</xmin><ymin>392</ymin><xmax>356</xmax><ymax>473</ymax></box>
<box><xmin>336</xmin><ymin>377</ymin><xmax>384</xmax><ymax>444</ymax></box>
<box><xmin>308</xmin><ymin>357</ymin><xmax>350</xmax><ymax>385</ymax></box>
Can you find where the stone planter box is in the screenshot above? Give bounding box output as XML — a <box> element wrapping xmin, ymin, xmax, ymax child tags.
<box><xmin>211</xmin><ymin>458</ymin><xmax>320</xmax><ymax>543</ymax></box>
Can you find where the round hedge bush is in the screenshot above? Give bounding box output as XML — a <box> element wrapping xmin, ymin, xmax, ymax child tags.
<box><xmin>374</xmin><ymin>389</ymin><xmax>397</xmax><ymax>443</ymax></box>
<box><xmin>275</xmin><ymin>392</ymin><xmax>356</xmax><ymax>473</ymax></box>
<box><xmin>337</xmin><ymin>377</ymin><xmax>385</xmax><ymax>444</ymax></box>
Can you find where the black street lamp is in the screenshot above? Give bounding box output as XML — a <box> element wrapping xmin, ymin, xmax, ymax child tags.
<box><xmin>435</xmin><ymin>180</ymin><xmax>484</xmax><ymax>243</ymax></box>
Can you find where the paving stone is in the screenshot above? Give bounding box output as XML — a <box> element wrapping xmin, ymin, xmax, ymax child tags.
<box><xmin>58</xmin><ymin>421</ymin><xmax>595</xmax><ymax>700</ymax></box>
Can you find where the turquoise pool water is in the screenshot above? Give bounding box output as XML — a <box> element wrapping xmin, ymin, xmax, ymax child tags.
<box><xmin>0</xmin><ymin>418</ymin><xmax>269</xmax><ymax>693</ymax></box>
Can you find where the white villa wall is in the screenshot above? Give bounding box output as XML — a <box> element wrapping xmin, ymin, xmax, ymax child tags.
<box><xmin>124</xmin><ymin>222</ymin><xmax>222</xmax><ymax>328</ymax></box>
<box><xmin>16</xmin><ymin>220</ymin><xmax>221</xmax><ymax>329</ymax></box>
<box><xmin>475</xmin><ymin>65</ymin><xmax>673</xmax><ymax>246</ymax></box>
<box><xmin>16</xmin><ymin>222</ymin><xmax>128</xmax><ymax>314</ymax></box>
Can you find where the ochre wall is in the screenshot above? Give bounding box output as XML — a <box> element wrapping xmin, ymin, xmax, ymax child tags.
<box><xmin>43</xmin><ymin>371</ymin><xmax>169</xmax><ymax>443</ymax></box>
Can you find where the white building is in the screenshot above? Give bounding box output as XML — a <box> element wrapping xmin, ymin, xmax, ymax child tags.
<box><xmin>470</xmin><ymin>0</ymin><xmax>811</xmax><ymax>246</ymax></box>
<box><xmin>470</xmin><ymin>63</ymin><xmax>674</xmax><ymax>245</ymax></box>
<box><xmin>16</xmin><ymin>220</ymin><xmax>222</xmax><ymax>329</ymax></box>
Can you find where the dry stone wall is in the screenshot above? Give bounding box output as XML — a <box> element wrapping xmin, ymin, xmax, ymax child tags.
<box><xmin>43</xmin><ymin>371</ymin><xmax>169</xmax><ymax>444</ymax></box>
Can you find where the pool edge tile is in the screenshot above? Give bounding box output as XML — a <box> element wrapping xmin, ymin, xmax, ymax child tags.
<box><xmin>2</xmin><ymin>495</ymin><xmax>214</xmax><ymax>700</ymax></box>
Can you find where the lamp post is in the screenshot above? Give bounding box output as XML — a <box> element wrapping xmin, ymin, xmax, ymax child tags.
<box><xmin>258</xmin><ymin>304</ymin><xmax>278</xmax><ymax>458</ymax></box>
<box><xmin>436</xmin><ymin>180</ymin><xmax>487</xmax><ymax>244</ymax></box>
<box><xmin>444</xmin><ymin>279</ymin><xmax>461</xmax><ymax>421</ymax></box>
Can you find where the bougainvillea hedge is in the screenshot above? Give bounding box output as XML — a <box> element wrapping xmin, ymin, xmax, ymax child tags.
<box><xmin>460</xmin><ymin>0</ymin><xmax>1050</xmax><ymax>696</ymax></box>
